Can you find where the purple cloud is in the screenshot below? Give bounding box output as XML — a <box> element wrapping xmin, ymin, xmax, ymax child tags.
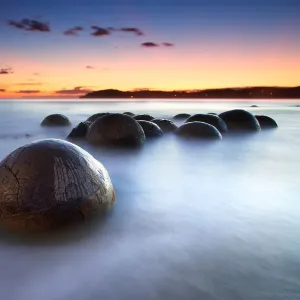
<box><xmin>0</xmin><ymin>68</ymin><xmax>13</xmax><ymax>74</ymax></box>
<box><xmin>8</xmin><ymin>19</ymin><xmax>50</xmax><ymax>32</ymax></box>
<box><xmin>64</xmin><ymin>26</ymin><xmax>84</xmax><ymax>36</ymax></box>
<box><xmin>119</xmin><ymin>27</ymin><xmax>143</xmax><ymax>36</ymax></box>
<box><xmin>55</xmin><ymin>86</ymin><xmax>93</xmax><ymax>95</ymax></box>
<box><xmin>91</xmin><ymin>26</ymin><xmax>110</xmax><ymax>37</ymax></box>
<box><xmin>141</xmin><ymin>42</ymin><xmax>159</xmax><ymax>47</ymax></box>
<box><xmin>162</xmin><ymin>42</ymin><xmax>174</xmax><ymax>47</ymax></box>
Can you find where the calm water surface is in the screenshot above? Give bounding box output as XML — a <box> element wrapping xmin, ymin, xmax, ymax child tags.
<box><xmin>0</xmin><ymin>99</ymin><xmax>300</xmax><ymax>300</ymax></box>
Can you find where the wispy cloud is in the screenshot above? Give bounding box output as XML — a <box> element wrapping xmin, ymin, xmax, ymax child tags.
<box><xmin>141</xmin><ymin>42</ymin><xmax>159</xmax><ymax>47</ymax></box>
<box><xmin>0</xmin><ymin>89</ymin><xmax>5</xmax><ymax>92</ymax></box>
<box><xmin>91</xmin><ymin>26</ymin><xmax>110</xmax><ymax>37</ymax></box>
<box><xmin>55</xmin><ymin>86</ymin><xmax>93</xmax><ymax>95</ymax></box>
<box><xmin>64</xmin><ymin>26</ymin><xmax>84</xmax><ymax>36</ymax></box>
<box><xmin>14</xmin><ymin>82</ymin><xmax>43</xmax><ymax>86</ymax></box>
<box><xmin>8</xmin><ymin>19</ymin><xmax>50</xmax><ymax>32</ymax></box>
<box><xmin>162</xmin><ymin>42</ymin><xmax>174</xmax><ymax>47</ymax></box>
<box><xmin>33</xmin><ymin>72</ymin><xmax>40</xmax><ymax>76</ymax></box>
<box><xmin>86</xmin><ymin>65</ymin><xmax>95</xmax><ymax>69</ymax></box>
<box><xmin>17</xmin><ymin>90</ymin><xmax>40</xmax><ymax>93</ymax></box>
<box><xmin>119</xmin><ymin>27</ymin><xmax>143</xmax><ymax>36</ymax></box>
<box><xmin>0</xmin><ymin>68</ymin><xmax>13</xmax><ymax>74</ymax></box>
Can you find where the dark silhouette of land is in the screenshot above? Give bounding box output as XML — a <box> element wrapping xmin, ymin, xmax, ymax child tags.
<box><xmin>81</xmin><ymin>86</ymin><xmax>300</xmax><ymax>99</ymax></box>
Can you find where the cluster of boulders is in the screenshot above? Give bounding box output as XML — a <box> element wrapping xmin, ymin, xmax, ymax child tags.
<box><xmin>41</xmin><ymin>109</ymin><xmax>278</xmax><ymax>147</ymax></box>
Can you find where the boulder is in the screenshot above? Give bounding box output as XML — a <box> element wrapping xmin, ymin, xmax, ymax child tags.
<box><xmin>219</xmin><ymin>109</ymin><xmax>261</xmax><ymax>131</ymax></box>
<box><xmin>87</xmin><ymin>113</ymin><xmax>110</xmax><ymax>123</ymax></box>
<box><xmin>123</xmin><ymin>112</ymin><xmax>135</xmax><ymax>117</ymax></box>
<box><xmin>134</xmin><ymin>114</ymin><xmax>154</xmax><ymax>121</ymax></box>
<box><xmin>255</xmin><ymin>115</ymin><xmax>278</xmax><ymax>129</ymax></box>
<box><xmin>67</xmin><ymin>122</ymin><xmax>90</xmax><ymax>139</ymax></box>
<box><xmin>176</xmin><ymin>122</ymin><xmax>222</xmax><ymax>139</ymax></box>
<box><xmin>41</xmin><ymin>114</ymin><xmax>71</xmax><ymax>126</ymax></box>
<box><xmin>0</xmin><ymin>139</ymin><xmax>115</xmax><ymax>232</ymax></box>
<box><xmin>185</xmin><ymin>114</ymin><xmax>227</xmax><ymax>133</ymax></box>
<box><xmin>87</xmin><ymin>113</ymin><xmax>146</xmax><ymax>147</ymax></box>
<box><xmin>173</xmin><ymin>113</ymin><xmax>191</xmax><ymax>120</ymax></box>
<box><xmin>137</xmin><ymin>120</ymin><xmax>164</xmax><ymax>138</ymax></box>
<box><xmin>151</xmin><ymin>119</ymin><xmax>178</xmax><ymax>133</ymax></box>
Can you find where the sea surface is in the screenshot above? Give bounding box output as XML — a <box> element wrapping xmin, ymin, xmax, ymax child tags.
<box><xmin>0</xmin><ymin>99</ymin><xmax>300</xmax><ymax>300</ymax></box>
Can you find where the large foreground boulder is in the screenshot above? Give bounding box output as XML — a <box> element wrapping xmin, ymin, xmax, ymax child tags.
<box><xmin>219</xmin><ymin>109</ymin><xmax>261</xmax><ymax>131</ymax></box>
<box><xmin>87</xmin><ymin>113</ymin><xmax>145</xmax><ymax>147</ymax></box>
<box><xmin>134</xmin><ymin>114</ymin><xmax>154</xmax><ymax>121</ymax></box>
<box><xmin>173</xmin><ymin>113</ymin><xmax>191</xmax><ymax>120</ymax></box>
<box><xmin>137</xmin><ymin>120</ymin><xmax>164</xmax><ymax>138</ymax></box>
<box><xmin>151</xmin><ymin>119</ymin><xmax>178</xmax><ymax>133</ymax></box>
<box><xmin>41</xmin><ymin>114</ymin><xmax>71</xmax><ymax>126</ymax></box>
<box><xmin>87</xmin><ymin>113</ymin><xmax>110</xmax><ymax>123</ymax></box>
<box><xmin>176</xmin><ymin>122</ymin><xmax>222</xmax><ymax>139</ymax></box>
<box><xmin>0</xmin><ymin>139</ymin><xmax>115</xmax><ymax>232</ymax></box>
<box><xmin>67</xmin><ymin>122</ymin><xmax>91</xmax><ymax>139</ymax></box>
<box><xmin>255</xmin><ymin>115</ymin><xmax>278</xmax><ymax>129</ymax></box>
<box><xmin>185</xmin><ymin>114</ymin><xmax>227</xmax><ymax>133</ymax></box>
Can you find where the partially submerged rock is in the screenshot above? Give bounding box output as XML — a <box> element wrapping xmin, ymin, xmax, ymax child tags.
<box><xmin>0</xmin><ymin>139</ymin><xmax>115</xmax><ymax>232</ymax></box>
<box><xmin>173</xmin><ymin>113</ymin><xmax>191</xmax><ymax>120</ymax></box>
<box><xmin>151</xmin><ymin>119</ymin><xmax>178</xmax><ymax>133</ymax></box>
<box><xmin>219</xmin><ymin>109</ymin><xmax>261</xmax><ymax>131</ymax></box>
<box><xmin>87</xmin><ymin>113</ymin><xmax>110</xmax><ymax>123</ymax></box>
<box><xmin>67</xmin><ymin>122</ymin><xmax>90</xmax><ymax>139</ymax></box>
<box><xmin>255</xmin><ymin>115</ymin><xmax>278</xmax><ymax>129</ymax></box>
<box><xmin>134</xmin><ymin>114</ymin><xmax>154</xmax><ymax>121</ymax></box>
<box><xmin>123</xmin><ymin>112</ymin><xmax>135</xmax><ymax>117</ymax></box>
<box><xmin>41</xmin><ymin>114</ymin><xmax>71</xmax><ymax>126</ymax></box>
<box><xmin>87</xmin><ymin>113</ymin><xmax>146</xmax><ymax>147</ymax></box>
<box><xmin>185</xmin><ymin>114</ymin><xmax>227</xmax><ymax>133</ymax></box>
<box><xmin>176</xmin><ymin>122</ymin><xmax>222</xmax><ymax>139</ymax></box>
<box><xmin>137</xmin><ymin>120</ymin><xmax>164</xmax><ymax>138</ymax></box>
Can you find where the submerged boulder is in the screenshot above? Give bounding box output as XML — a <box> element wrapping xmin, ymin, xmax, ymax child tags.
<box><xmin>137</xmin><ymin>120</ymin><xmax>164</xmax><ymax>138</ymax></box>
<box><xmin>123</xmin><ymin>112</ymin><xmax>135</xmax><ymax>117</ymax></box>
<box><xmin>41</xmin><ymin>114</ymin><xmax>71</xmax><ymax>126</ymax></box>
<box><xmin>87</xmin><ymin>113</ymin><xmax>145</xmax><ymax>147</ymax></box>
<box><xmin>151</xmin><ymin>119</ymin><xmax>178</xmax><ymax>133</ymax></box>
<box><xmin>87</xmin><ymin>113</ymin><xmax>110</xmax><ymax>123</ymax></box>
<box><xmin>176</xmin><ymin>122</ymin><xmax>222</xmax><ymax>139</ymax></box>
<box><xmin>219</xmin><ymin>109</ymin><xmax>261</xmax><ymax>131</ymax></box>
<box><xmin>185</xmin><ymin>114</ymin><xmax>227</xmax><ymax>133</ymax></box>
<box><xmin>134</xmin><ymin>114</ymin><xmax>154</xmax><ymax>121</ymax></box>
<box><xmin>173</xmin><ymin>113</ymin><xmax>191</xmax><ymax>120</ymax></box>
<box><xmin>67</xmin><ymin>122</ymin><xmax>90</xmax><ymax>139</ymax></box>
<box><xmin>255</xmin><ymin>115</ymin><xmax>278</xmax><ymax>129</ymax></box>
<box><xmin>0</xmin><ymin>139</ymin><xmax>115</xmax><ymax>232</ymax></box>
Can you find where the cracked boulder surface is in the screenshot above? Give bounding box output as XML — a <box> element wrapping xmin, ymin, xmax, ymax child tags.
<box><xmin>41</xmin><ymin>114</ymin><xmax>71</xmax><ymax>126</ymax></box>
<box><xmin>0</xmin><ymin>139</ymin><xmax>115</xmax><ymax>232</ymax></box>
<box><xmin>176</xmin><ymin>122</ymin><xmax>222</xmax><ymax>139</ymax></box>
<box><xmin>137</xmin><ymin>120</ymin><xmax>164</xmax><ymax>138</ymax></box>
<box><xmin>151</xmin><ymin>119</ymin><xmax>178</xmax><ymax>133</ymax></box>
<box><xmin>87</xmin><ymin>113</ymin><xmax>146</xmax><ymax>147</ymax></box>
<box><xmin>219</xmin><ymin>109</ymin><xmax>261</xmax><ymax>131</ymax></box>
<box><xmin>185</xmin><ymin>114</ymin><xmax>228</xmax><ymax>133</ymax></box>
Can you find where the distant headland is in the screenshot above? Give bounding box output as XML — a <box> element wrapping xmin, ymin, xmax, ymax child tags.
<box><xmin>80</xmin><ymin>86</ymin><xmax>300</xmax><ymax>99</ymax></box>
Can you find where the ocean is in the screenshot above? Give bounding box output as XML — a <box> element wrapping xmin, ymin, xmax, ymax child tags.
<box><xmin>0</xmin><ymin>99</ymin><xmax>300</xmax><ymax>300</ymax></box>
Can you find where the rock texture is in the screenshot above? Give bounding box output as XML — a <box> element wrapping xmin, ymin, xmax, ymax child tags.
<box><xmin>0</xmin><ymin>139</ymin><xmax>115</xmax><ymax>231</ymax></box>
<box><xmin>137</xmin><ymin>120</ymin><xmax>164</xmax><ymax>138</ymax></box>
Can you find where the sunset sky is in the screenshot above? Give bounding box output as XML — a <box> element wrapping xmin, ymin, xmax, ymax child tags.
<box><xmin>1</xmin><ymin>0</ymin><xmax>300</xmax><ymax>98</ymax></box>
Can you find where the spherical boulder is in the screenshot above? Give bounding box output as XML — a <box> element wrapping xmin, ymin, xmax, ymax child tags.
<box><xmin>87</xmin><ymin>113</ymin><xmax>110</xmax><ymax>123</ymax></box>
<box><xmin>123</xmin><ymin>112</ymin><xmax>135</xmax><ymax>117</ymax></box>
<box><xmin>219</xmin><ymin>109</ymin><xmax>261</xmax><ymax>131</ymax></box>
<box><xmin>173</xmin><ymin>113</ymin><xmax>191</xmax><ymax>120</ymax></box>
<box><xmin>151</xmin><ymin>119</ymin><xmax>178</xmax><ymax>133</ymax></box>
<box><xmin>41</xmin><ymin>114</ymin><xmax>71</xmax><ymax>126</ymax></box>
<box><xmin>255</xmin><ymin>115</ymin><xmax>278</xmax><ymax>129</ymax></box>
<box><xmin>185</xmin><ymin>114</ymin><xmax>227</xmax><ymax>133</ymax></box>
<box><xmin>137</xmin><ymin>120</ymin><xmax>164</xmax><ymax>138</ymax></box>
<box><xmin>134</xmin><ymin>114</ymin><xmax>154</xmax><ymax>121</ymax></box>
<box><xmin>67</xmin><ymin>122</ymin><xmax>90</xmax><ymax>139</ymax></box>
<box><xmin>208</xmin><ymin>113</ymin><xmax>217</xmax><ymax>115</ymax></box>
<box><xmin>87</xmin><ymin>113</ymin><xmax>146</xmax><ymax>147</ymax></box>
<box><xmin>0</xmin><ymin>139</ymin><xmax>115</xmax><ymax>232</ymax></box>
<box><xmin>176</xmin><ymin>122</ymin><xmax>222</xmax><ymax>139</ymax></box>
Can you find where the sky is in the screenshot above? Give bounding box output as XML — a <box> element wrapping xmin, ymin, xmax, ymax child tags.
<box><xmin>0</xmin><ymin>0</ymin><xmax>300</xmax><ymax>98</ymax></box>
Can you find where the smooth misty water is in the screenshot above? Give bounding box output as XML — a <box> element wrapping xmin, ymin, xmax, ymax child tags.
<box><xmin>0</xmin><ymin>99</ymin><xmax>300</xmax><ymax>300</ymax></box>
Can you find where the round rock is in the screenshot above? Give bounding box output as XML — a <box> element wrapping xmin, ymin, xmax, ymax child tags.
<box><xmin>41</xmin><ymin>114</ymin><xmax>71</xmax><ymax>126</ymax></box>
<box><xmin>255</xmin><ymin>115</ymin><xmax>278</xmax><ymax>129</ymax></box>
<box><xmin>67</xmin><ymin>122</ymin><xmax>90</xmax><ymax>139</ymax></box>
<box><xmin>151</xmin><ymin>119</ymin><xmax>178</xmax><ymax>133</ymax></box>
<box><xmin>137</xmin><ymin>120</ymin><xmax>164</xmax><ymax>138</ymax></box>
<box><xmin>173</xmin><ymin>113</ymin><xmax>191</xmax><ymax>120</ymax></box>
<box><xmin>219</xmin><ymin>109</ymin><xmax>261</xmax><ymax>131</ymax></box>
<box><xmin>185</xmin><ymin>114</ymin><xmax>227</xmax><ymax>133</ymax></box>
<box><xmin>0</xmin><ymin>139</ymin><xmax>115</xmax><ymax>232</ymax></box>
<box><xmin>123</xmin><ymin>112</ymin><xmax>135</xmax><ymax>117</ymax></box>
<box><xmin>176</xmin><ymin>122</ymin><xmax>222</xmax><ymax>139</ymax></box>
<box><xmin>87</xmin><ymin>113</ymin><xmax>146</xmax><ymax>147</ymax></box>
<box><xmin>134</xmin><ymin>114</ymin><xmax>154</xmax><ymax>121</ymax></box>
<box><xmin>87</xmin><ymin>113</ymin><xmax>110</xmax><ymax>123</ymax></box>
